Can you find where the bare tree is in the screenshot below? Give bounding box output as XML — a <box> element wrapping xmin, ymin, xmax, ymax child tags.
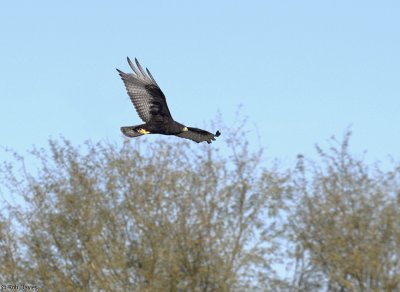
<box><xmin>287</xmin><ymin>132</ymin><xmax>400</xmax><ymax>291</ymax></box>
<box><xmin>0</xmin><ymin>122</ymin><xmax>287</xmax><ymax>291</ymax></box>
<box><xmin>4</xmin><ymin>123</ymin><xmax>399</xmax><ymax>291</ymax></box>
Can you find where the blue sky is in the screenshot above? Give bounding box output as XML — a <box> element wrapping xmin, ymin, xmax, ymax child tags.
<box><xmin>1</xmin><ymin>0</ymin><xmax>399</xmax><ymax>164</ymax></box>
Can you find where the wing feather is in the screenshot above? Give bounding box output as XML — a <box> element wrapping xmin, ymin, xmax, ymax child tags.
<box><xmin>135</xmin><ymin>58</ymin><xmax>148</xmax><ymax>77</ymax></box>
<box><xmin>177</xmin><ymin>128</ymin><xmax>221</xmax><ymax>144</ymax></box>
<box><xmin>127</xmin><ymin>57</ymin><xmax>141</xmax><ymax>76</ymax></box>
<box><xmin>146</xmin><ymin>68</ymin><xmax>159</xmax><ymax>87</ymax></box>
<box><xmin>117</xmin><ymin>58</ymin><xmax>173</xmax><ymax>123</ymax></box>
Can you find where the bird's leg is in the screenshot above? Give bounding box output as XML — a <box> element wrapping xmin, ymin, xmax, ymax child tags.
<box><xmin>137</xmin><ymin>128</ymin><xmax>151</xmax><ymax>135</ymax></box>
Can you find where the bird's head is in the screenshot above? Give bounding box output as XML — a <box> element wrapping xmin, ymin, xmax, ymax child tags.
<box><xmin>182</xmin><ymin>127</ymin><xmax>189</xmax><ymax>132</ymax></box>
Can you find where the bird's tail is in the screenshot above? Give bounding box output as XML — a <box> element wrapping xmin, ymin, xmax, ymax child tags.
<box><xmin>121</xmin><ymin>125</ymin><xmax>149</xmax><ymax>138</ymax></box>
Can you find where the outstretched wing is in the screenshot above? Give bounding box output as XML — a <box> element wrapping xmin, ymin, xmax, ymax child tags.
<box><xmin>117</xmin><ymin>57</ymin><xmax>173</xmax><ymax>123</ymax></box>
<box><xmin>177</xmin><ymin>128</ymin><xmax>221</xmax><ymax>144</ymax></box>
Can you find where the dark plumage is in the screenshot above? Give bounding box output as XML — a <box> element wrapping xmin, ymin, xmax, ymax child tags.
<box><xmin>117</xmin><ymin>57</ymin><xmax>221</xmax><ymax>144</ymax></box>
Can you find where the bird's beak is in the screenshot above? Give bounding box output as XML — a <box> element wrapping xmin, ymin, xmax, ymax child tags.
<box><xmin>183</xmin><ymin>127</ymin><xmax>189</xmax><ymax>132</ymax></box>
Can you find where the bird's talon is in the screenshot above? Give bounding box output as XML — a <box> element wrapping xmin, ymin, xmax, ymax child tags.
<box><xmin>137</xmin><ymin>128</ymin><xmax>150</xmax><ymax>134</ymax></box>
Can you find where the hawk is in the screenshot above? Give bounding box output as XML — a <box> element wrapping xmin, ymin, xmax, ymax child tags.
<box><xmin>117</xmin><ymin>57</ymin><xmax>220</xmax><ymax>144</ymax></box>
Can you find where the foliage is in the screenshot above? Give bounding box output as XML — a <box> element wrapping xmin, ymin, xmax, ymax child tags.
<box><xmin>0</xmin><ymin>124</ymin><xmax>286</xmax><ymax>291</ymax></box>
<box><xmin>1</xmin><ymin>127</ymin><xmax>400</xmax><ymax>291</ymax></box>
<box><xmin>288</xmin><ymin>132</ymin><xmax>400</xmax><ymax>291</ymax></box>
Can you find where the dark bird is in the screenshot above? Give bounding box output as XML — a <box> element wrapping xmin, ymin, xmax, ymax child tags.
<box><xmin>117</xmin><ymin>57</ymin><xmax>221</xmax><ymax>144</ymax></box>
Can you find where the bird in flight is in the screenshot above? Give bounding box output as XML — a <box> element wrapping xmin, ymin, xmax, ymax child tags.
<box><xmin>117</xmin><ymin>57</ymin><xmax>221</xmax><ymax>144</ymax></box>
